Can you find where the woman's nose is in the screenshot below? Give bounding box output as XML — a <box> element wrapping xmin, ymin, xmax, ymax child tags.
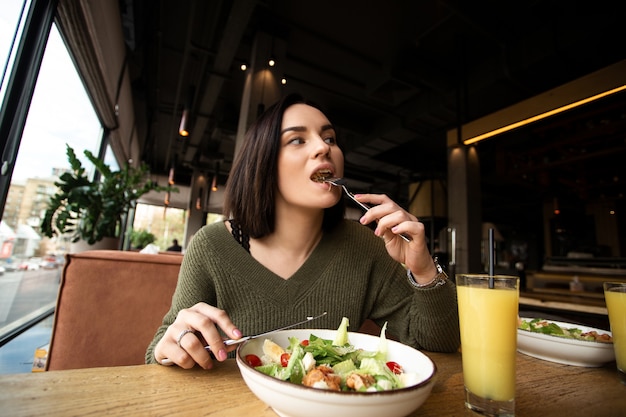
<box><xmin>313</xmin><ymin>137</ymin><xmax>331</xmax><ymax>158</ymax></box>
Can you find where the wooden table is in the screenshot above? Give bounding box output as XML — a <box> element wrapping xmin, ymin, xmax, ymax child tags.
<box><xmin>0</xmin><ymin>352</ymin><xmax>623</xmax><ymax>416</ymax></box>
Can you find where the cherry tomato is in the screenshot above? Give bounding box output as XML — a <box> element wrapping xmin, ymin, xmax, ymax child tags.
<box><xmin>386</xmin><ymin>361</ymin><xmax>403</xmax><ymax>374</ymax></box>
<box><xmin>300</xmin><ymin>340</ymin><xmax>310</xmax><ymax>346</ymax></box>
<box><xmin>245</xmin><ymin>354</ymin><xmax>262</xmax><ymax>367</ymax></box>
<box><xmin>280</xmin><ymin>353</ymin><xmax>291</xmax><ymax>367</ymax></box>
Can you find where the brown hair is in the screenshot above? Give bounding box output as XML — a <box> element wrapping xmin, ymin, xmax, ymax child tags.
<box><xmin>223</xmin><ymin>93</ymin><xmax>344</xmax><ymax>238</ymax></box>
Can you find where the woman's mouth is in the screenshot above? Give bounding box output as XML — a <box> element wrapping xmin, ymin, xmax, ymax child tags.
<box><xmin>310</xmin><ymin>169</ymin><xmax>333</xmax><ymax>183</ymax></box>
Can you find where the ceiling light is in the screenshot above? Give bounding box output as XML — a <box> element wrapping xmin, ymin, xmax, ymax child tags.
<box><xmin>448</xmin><ymin>60</ymin><xmax>626</xmax><ymax>147</ymax></box>
<box><xmin>240</xmin><ymin>63</ymin><xmax>247</xmax><ymax>71</ymax></box>
<box><xmin>211</xmin><ymin>175</ymin><xmax>218</xmax><ymax>192</ymax></box>
<box><xmin>553</xmin><ymin>197</ymin><xmax>560</xmax><ymax>215</ymax></box>
<box><xmin>463</xmin><ymin>85</ymin><xmax>626</xmax><ymax>145</ymax></box>
<box><xmin>179</xmin><ymin>86</ymin><xmax>195</xmax><ymax>137</ymax></box>
<box><xmin>281</xmin><ymin>77</ymin><xmax>287</xmax><ymax>85</ymax></box>
<box><xmin>268</xmin><ymin>58</ymin><xmax>275</xmax><ymax>67</ymax></box>
<box><xmin>196</xmin><ymin>188</ymin><xmax>203</xmax><ymax>210</ymax></box>
<box><xmin>178</xmin><ymin>109</ymin><xmax>189</xmax><ymax>137</ymax></box>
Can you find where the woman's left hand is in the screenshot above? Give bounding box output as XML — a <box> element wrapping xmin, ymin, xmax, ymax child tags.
<box><xmin>355</xmin><ymin>193</ymin><xmax>437</xmax><ymax>281</ymax></box>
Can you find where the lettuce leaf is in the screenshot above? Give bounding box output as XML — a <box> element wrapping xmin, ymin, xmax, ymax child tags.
<box><xmin>333</xmin><ymin>316</ymin><xmax>350</xmax><ymax>346</ymax></box>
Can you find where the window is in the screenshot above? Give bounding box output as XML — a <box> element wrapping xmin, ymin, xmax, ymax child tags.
<box><xmin>0</xmin><ymin>0</ymin><xmax>28</xmax><ymax>105</ymax></box>
<box><xmin>132</xmin><ymin>204</ymin><xmax>187</xmax><ymax>251</ymax></box>
<box><xmin>0</xmin><ymin>3</ymin><xmax>103</xmax><ymax>345</ymax></box>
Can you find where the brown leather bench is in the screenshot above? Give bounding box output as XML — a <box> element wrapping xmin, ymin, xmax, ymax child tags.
<box><xmin>46</xmin><ymin>250</ymin><xmax>182</xmax><ymax>370</ymax></box>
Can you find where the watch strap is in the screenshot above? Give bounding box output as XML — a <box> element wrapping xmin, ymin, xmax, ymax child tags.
<box><xmin>407</xmin><ymin>257</ymin><xmax>448</xmax><ymax>289</ymax></box>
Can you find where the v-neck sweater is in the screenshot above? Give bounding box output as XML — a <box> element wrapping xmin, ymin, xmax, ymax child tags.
<box><xmin>146</xmin><ymin>220</ymin><xmax>460</xmax><ymax>363</ymax></box>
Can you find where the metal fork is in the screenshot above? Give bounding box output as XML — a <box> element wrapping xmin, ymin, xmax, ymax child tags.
<box><xmin>324</xmin><ymin>177</ymin><xmax>412</xmax><ymax>242</ymax></box>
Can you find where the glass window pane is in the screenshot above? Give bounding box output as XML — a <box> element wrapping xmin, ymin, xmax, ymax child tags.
<box><xmin>12</xmin><ymin>24</ymin><xmax>102</xmax><ymax>184</ymax></box>
<box><xmin>0</xmin><ymin>22</ymin><xmax>102</xmax><ymax>345</ymax></box>
<box><xmin>104</xmin><ymin>143</ymin><xmax>119</xmax><ymax>171</ymax></box>
<box><xmin>132</xmin><ymin>204</ymin><xmax>188</xmax><ymax>251</ymax></box>
<box><xmin>0</xmin><ymin>0</ymin><xmax>30</xmax><ymax>105</ymax></box>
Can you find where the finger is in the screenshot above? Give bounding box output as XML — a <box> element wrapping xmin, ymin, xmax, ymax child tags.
<box><xmin>173</xmin><ymin>311</ymin><xmax>222</xmax><ymax>367</ymax></box>
<box><xmin>390</xmin><ymin>217</ymin><xmax>424</xmax><ymax>238</ymax></box>
<box><xmin>182</xmin><ymin>305</ymin><xmax>241</xmax><ymax>362</ymax></box>
<box><xmin>157</xmin><ymin>305</ymin><xmax>224</xmax><ymax>369</ymax></box>
<box><xmin>160</xmin><ymin>346</ymin><xmax>199</xmax><ymax>369</ymax></box>
<box><xmin>175</xmin><ymin>328</ymin><xmax>217</xmax><ymax>369</ymax></box>
<box><xmin>154</xmin><ymin>328</ymin><xmax>206</xmax><ymax>369</ymax></box>
<box><xmin>374</xmin><ymin>210</ymin><xmax>415</xmax><ymax>237</ymax></box>
<box><xmin>355</xmin><ymin>194</ymin><xmax>413</xmax><ymax>226</ymax></box>
<box><xmin>354</xmin><ymin>193</ymin><xmax>390</xmax><ymax>207</ymax></box>
<box><xmin>190</xmin><ymin>304</ymin><xmax>243</xmax><ymax>341</ymax></box>
<box><xmin>358</xmin><ymin>203</ymin><xmax>393</xmax><ymax>227</ymax></box>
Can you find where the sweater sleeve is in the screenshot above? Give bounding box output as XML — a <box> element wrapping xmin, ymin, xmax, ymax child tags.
<box><xmin>145</xmin><ymin>226</ymin><xmax>219</xmax><ymax>364</ymax></box>
<box><xmin>350</xmin><ymin>223</ymin><xmax>460</xmax><ymax>353</ymax></box>
<box><xmin>368</xmin><ymin>264</ymin><xmax>460</xmax><ymax>353</ymax></box>
<box><xmin>406</xmin><ymin>281</ymin><xmax>460</xmax><ymax>352</ymax></box>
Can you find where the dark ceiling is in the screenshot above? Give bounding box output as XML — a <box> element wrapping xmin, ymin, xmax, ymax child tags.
<box><xmin>121</xmin><ymin>0</ymin><xmax>626</xmax><ymax>222</ymax></box>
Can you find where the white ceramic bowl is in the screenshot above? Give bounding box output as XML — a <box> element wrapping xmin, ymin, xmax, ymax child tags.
<box><xmin>517</xmin><ymin>318</ymin><xmax>615</xmax><ymax>367</ymax></box>
<box><xmin>236</xmin><ymin>329</ymin><xmax>436</xmax><ymax>417</ymax></box>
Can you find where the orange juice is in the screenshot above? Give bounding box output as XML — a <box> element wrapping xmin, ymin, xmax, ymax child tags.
<box><xmin>457</xmin><ymin>283</ymin><xmax>519</xmax><ymax>401</ymax></box>
<box><xmin>604</xmin><ymin>287</ymin><xmax>626</xmax><ymax>373</ymax></box>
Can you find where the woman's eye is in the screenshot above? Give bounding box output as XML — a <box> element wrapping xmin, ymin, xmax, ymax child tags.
<box><xmin>287</xmin><ymin>137</ymin><xmax>304</xmax><ymax>145</ymax></box>
<box><xmin>324</xmin><ymin>136</ymin><xmax>337</xmax><ymax>145</ymax></box>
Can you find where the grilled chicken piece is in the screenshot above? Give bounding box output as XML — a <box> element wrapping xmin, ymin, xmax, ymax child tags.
<box><xmin>346</xmin><ymin>373</ymin><xmax>376</xmax><ymax>391</ymax></box>
<box><xmin>302</xmin><ymin>366</ymin><xmax>342</xmax><ymax>391</ymax></box>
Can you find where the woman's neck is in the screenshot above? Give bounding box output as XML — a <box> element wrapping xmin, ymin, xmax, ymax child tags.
<box><xmin>271</xmin><ymin>202</ymin><xmax>324</xmax><ymax>250</ymax></box>
<box><xmin>249</xmin><ymin>206</ymin><xmax>325</xmax><ymax>279</ymax></box>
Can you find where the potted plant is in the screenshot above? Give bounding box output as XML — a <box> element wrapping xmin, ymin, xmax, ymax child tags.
<box><xmin>41</xmin><ymin>144</ymin><xmax>176</xmax><ymax>246</ymax></box>
<box><xmin>129</xmin><ymin>229</ymin><xmax>157</xmax><ymax>250</ymax></box>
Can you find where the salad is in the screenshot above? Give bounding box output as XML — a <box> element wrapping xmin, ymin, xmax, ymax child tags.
<box><xmin>243</xmin><ymin>317</ymin><xmax>419</xmax><ymax>392</ymax></box>
<box><xmin>518</xmin><ymin>318</ymin><xmax>612</xmax><ymax>343</ymax></box>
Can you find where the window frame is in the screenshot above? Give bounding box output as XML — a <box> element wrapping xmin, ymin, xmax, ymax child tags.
<box><xmin>0</xmin><ymin>0</ymin><xmax>59</xmax><ymax>218</ymax></box>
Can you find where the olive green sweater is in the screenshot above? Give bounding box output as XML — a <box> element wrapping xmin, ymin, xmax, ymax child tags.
<box><xmin>146</xmin><ymin>220</ymin><xmax>460</xmax><ymax>364</ymax></box>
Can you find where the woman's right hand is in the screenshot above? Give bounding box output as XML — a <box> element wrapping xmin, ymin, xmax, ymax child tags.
<box><xmin>153</xmin><ymin>303</ymin><xmax>242</xmax><ymax>369</ymax></box>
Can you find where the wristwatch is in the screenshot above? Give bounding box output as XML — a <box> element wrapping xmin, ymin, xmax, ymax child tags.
<box><xmin>407</xmin><ymin>257</ymin><xmax>448</xmax><ymax>289</ymax></box>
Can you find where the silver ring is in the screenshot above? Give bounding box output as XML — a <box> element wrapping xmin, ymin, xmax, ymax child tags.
<box><xmin>176</xmin><ymin>329</ymin><xmax>195</xmax><ymax>347</ymax></box>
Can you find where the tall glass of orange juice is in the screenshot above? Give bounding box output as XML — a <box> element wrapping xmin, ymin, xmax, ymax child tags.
<box><xmin>457</xmin><ymin>274</ymin><xmax>519</xmax><ymax>416</ymax></box>
<box><xmin>603</xmin><ymin>282</ymin><xmax>626</xmax><ymax>385</ymax></box>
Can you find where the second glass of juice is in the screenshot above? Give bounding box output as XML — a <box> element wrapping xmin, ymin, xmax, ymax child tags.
<box><xmin>456</xmin><ymin>274</ymin><xmax>519</xmax><ymax>416</ymax></box>
<box><xmin>603</xmin><ymin>281</ymin><xmax>626</xmax><ymax>385</ymax></box>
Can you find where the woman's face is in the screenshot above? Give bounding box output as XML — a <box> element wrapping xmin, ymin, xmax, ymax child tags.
<box><xmin>277</xmin><ymin>103</ymin><xmax>344</xmax><ymax>210</ymax></box>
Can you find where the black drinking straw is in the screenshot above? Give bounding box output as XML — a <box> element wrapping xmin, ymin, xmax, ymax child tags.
<box><xmin>488</xmin><ymin>228</ymin><xmax>495</xmax><ymax>288</ymax></box>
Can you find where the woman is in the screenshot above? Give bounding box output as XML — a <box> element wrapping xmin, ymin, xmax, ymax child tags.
<box><xmin>147</xmin><ymin>94</ymin><xmax>459</xmax><ymax>369</ymax></box>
